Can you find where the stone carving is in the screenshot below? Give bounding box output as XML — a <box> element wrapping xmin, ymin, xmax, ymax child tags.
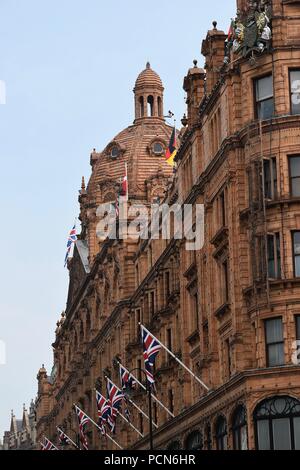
<box><xmin>225</xmin><ymin>0</ymin><xmax>272</xmax><ymax>61</ymax></box>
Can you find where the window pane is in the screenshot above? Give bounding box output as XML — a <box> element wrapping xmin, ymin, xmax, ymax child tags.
<box><xmin>264</xmin><ymin>160</ymin><xmax>271</xmax><ymax>198</ymax></box>
<box><xmin>294</xmin><ymin>232</ymin><xmax>300</xmax><ymax>252</ymax></box>
<box><xmin>296</xmin><ymin>317</ymin><xmax>300</xmax><ymax>341</ymax></box>
<box><xmin>291</xmin><ymin>178</ymin><xmax>300</xmax><ymax>197</ymax></box>
<box><xmin>266</xmin><ymin>318</ymin><xmax>283</xmax><ymax>343</ymax></box>
<box><xmin>256</xmin><ymin>76</ymin><xmax>273</xmax><ymax>101</ymax></box>
<box><xmin>268</xmin><ymin>343</ymin><xmax>284</xmax><ymax>366</ymax></box>
<box><xmin>257</xmin><ymin>420</ymin><xmax>270</xmax><ymax>450</ymax></box>
<box><xmin>241</xmin><ymin>426</ymin><xmax>248</xmax><ymax>450</ymax></box>
<box><xmin>273</xmin><ymin>158</ymin><xmax>278</xmax><ymax>198</ymax></box>
<box><xmin>257</xmin><ymin>98</ymin><xmax>274</xmax><ymax>120</ymax></box>
<box><xmin>272</xmin><ymin>418</ymin><xmax>291</xmax><ymax>450</ymax></box>
<box><xmin>293</xmin><ymin>417</ymin><xmax>300</xmax><ymax>450</ymax></box>
<box><xmin>290</xmin><ymin>156</ymin><xmax>300</xmax><ymax>178</ymax></box>
<box><xmin>290</xmin><ymin>71</ymin><xmax>300</xmax><ymax>115</ymax></box>
<box><xmin>295</xmin><ymin>256</ymin><xmax>300</xmax><ymax>277</ymax></box>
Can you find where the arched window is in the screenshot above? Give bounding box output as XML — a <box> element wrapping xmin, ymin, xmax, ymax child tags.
<box><xmin>139</xmin><ymin>96</ymin><xmax>144</xmax><ymax>118</ymax></box>
<box><xmin>166</xmin><ymin>440</ymin><xmax>181</xmax><ymax>450</ymax></box>
<box><xmin>216</xmin><ymin>416</ymin><xmax>227</xmax><ymax>450</ymax></box>
<box><xmin>185</xmin><ymin>431</ymin><xmax>203</xmax><ymax>450</ymax></box>
<box><xmin>157</xmin><ymin>96</ymin><xmax>162</xmax><ymax>116</ymax></box>
<box><xmin>254</xmin><ymin>396</ymin><xmax>300</xmax><ymax>450</ymax></box>
<box><xmin>147</xmin><ymin>95</ymin><xmax>154</xmax><ymax>117</ymax></box>
<box><xmin>232</xmin><ymin>405</ymin><xmax>248</xmax><ymax>450</ymax></box>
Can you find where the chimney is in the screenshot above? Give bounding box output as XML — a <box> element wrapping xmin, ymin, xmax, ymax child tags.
<box><xmin>183</xmin><ymin>60</ymin><xmax>205</xmax><ymax>127</ymax></box>
<box><xmin>201</xmin><ymin>21</ymin><xmax>227</xmax><ymax>96</ymax></box>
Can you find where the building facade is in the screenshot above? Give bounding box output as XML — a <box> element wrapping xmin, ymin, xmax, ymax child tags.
<box><xmin>2</xmin><ymin>402</ymin><xmax>36</xmax><ymax>450</ymax></box>
<box><xmin>36</xmin><ymin>0</ymin><xmax>300</xmax><ymax>450</ymax></box>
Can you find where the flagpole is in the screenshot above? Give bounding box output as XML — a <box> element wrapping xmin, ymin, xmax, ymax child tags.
<box><xmin>118</xmin><ymin>361</ymin><xmax>175</xmax><ymax>418</ymax></box>
<box><xmin>116</xmin><ymin>408</ymin><xmax>144</xmax><ymax>438</ymax></box>
<box><xmin>74</xmin><ymin>404</ymin><xmax>123</xmax><ymax>450</ymax></box>
<box><xmin>94</xmin><ymin>388</ymin><xmax>143</xmax><ymax>439</ymax></box>
<box><xmin>105</xmin><ymin>376</ymin><xmax>158</xmax><ymax>429</ymax></box>
<box><xmin>140</xmin><ymin>323</ymin><xmax>210</xmax><ymax>391</ymax></box>
<box><xmin>57</xmin><ymin>426</ymin><xmax>79</xmax><ymax>450</ymax></box>
<box><xmin>43</xmin><ymin>437</ymin><xmax>59</xmax><ymax>450</ymax></box>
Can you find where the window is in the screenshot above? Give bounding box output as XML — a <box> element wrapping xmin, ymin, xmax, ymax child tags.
<box><xmin>167</xmin><ymin>441</ymin><xmax>181</xmax><ymax>450</ymax></box>
<box><xmin>147</xmin><ymin>95</ymin><xmax>154</xmax><ymax>117</ymax></box>
<box><xmin>263</xmin><ymin>158</ymin><xmax>277</xmax><ymax>199</ymax></box>
<box><xmin>232</xmin><ymin>406</ymin><xmax>248</xmax><ymax>450</ymax></box>
<box><xmin>254</xmin><ymin>396</ymin><xmax>300</xmax><ymax>450</ymax></box>
<box><xmin>185</xmin><ymin>431</ymin><xmax>203</xmax><ymax>450</ymax></box>
<box><xmin>219</xmin><ymin>190</ymin><xmax>227</xmax><ymax>227</ymax></box>
<box><xmin>225</xmin><ymin>338</ymin><xmax>232</xmax><ymax>378</ymax></box>
<box><xmin>153</xmin><ymin>142</ymin><xmax>164</xmax><ymax>155</ymax></box>
<box><xmin>296</xmin><ymin>316</ymin><xmax>300</xmax><ymax>341</ymax></box>
<box><xmin>290</xmin><ymin>70</ymin><xmax>300</xmax><ymax>115</ymax></box>
<box><xmin>193</xmin><ymin>292</ymin><xmax>199</xmax><ymax>329</ymax></box>
<box><xmin>293</xmin><ymin>231</ymin><xmax>300</xmax><ymax>277</ymax></box>
<box><xmin>139</xmin><ymin>96</ymin><xmax>144</xmax><ymax>118</ymax></box>
<box><xmin>165</xmin><ymin>271</ymin><xmax>171</xmax><ymax>299</ymax></box>
<box><xmin>289</xmin><ymin>156</ymin><xmax>300</xmax><ymax>197</ymax></box>
<box><xmin>216</xmin><ymin>416</ymin><xmax>227</xmax><ymax>450</ymax></box>
<box><xmin>110</xmin><ymin>146</ymin><xmax>120</xmax><ymax>159</ymax></box>
<box><xmin>267</xmin><ymin>233</ymin><xmax>281</xmax><ymax>279</ymax></box>
<box><xmin>149</xmin><ymin>291</ymin><xmax>155</xmax><ymax>317</ymax></box>
<box><xmin>255</xmin><ymin>75</ymin><xmax>274</xmax><ymax>120</ymax></box>
<box><xmin>222</xmin><ymin>259</ymin><xmax>230</xmax><ymax>303</ymax></box>
<box><xmin>265</xmin><ymin>317</ymin><xmax>284</xmax><ymax>367</ymax></box>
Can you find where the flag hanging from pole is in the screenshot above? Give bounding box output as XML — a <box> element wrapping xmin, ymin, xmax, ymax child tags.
<box><xmin>165</xmin><ymin>127</ymin><xmax>177</xmax><ymax>167</ymax></box>
<box><xmin>119</xmin><ymin>363</ymin><xmax>136</xmax><ymax>392</ymax></box>
<box><xmin>141</xmin><ymin>325</ymin><xmax>161</xmax><ymax>386</ymax></box>
<box><xmin>42</xmin><ymin>437</ymin><xmax>58</xmax><ymax>450</ymax></box>
<box><xmin>75</xmin><ymin>405</ymin><xmax>89</xmax><ymax>450</ymax></box>
<box><xmin>64</xmin><ymin>223</ymin><xmax>77</xmax><ymax>267</ymax></box>
<box><xmin>57</xmin><ymin>427</ymin><xmax>78</xmax><ymax>449</ymax></box>
<box><xmin>95</xmin><ymin>390</ymin><xmax>115</xmax><ymax>434</ymax></box>
<box><xmin>106</xmin><ymin>377</ymin><xmax>126</xmax><ymax>429</ymax></box>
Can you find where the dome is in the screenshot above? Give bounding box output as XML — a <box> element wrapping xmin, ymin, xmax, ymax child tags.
<box><xmin>134</xmin><ymin>62</ymin><xmax>163</xmax><ymax>90</ymax></box>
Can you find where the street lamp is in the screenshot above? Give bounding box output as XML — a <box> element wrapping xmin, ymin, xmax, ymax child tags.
<box><xmin>124</xmin><ymin>367</ymin><xmax>154</xmax><ymax>451</ymax></box>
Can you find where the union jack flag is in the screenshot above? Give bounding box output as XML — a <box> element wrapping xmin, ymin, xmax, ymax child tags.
<box><xmin>95</xmin><ymin>390</ymin><xmax>114</xmax><ymax>434</ymax></box>
<box><xmin>64</xmin><ymin>224</ymin><xmax>77</xmax><ymax>267</ymax></box>
<box><xmin>141</xmin><ymin>325</ymin><xmax>161</xmax><ymax>386</ymax></box>
<box><xmin>75</xmin><ymin>405</ymin><xmax>89</xmax><ymax>450</ymax></box>
<box><xmin>119</xmin><ymin>363</ymin><xmax>136</xmax><ymax>394</ymax></box>
<box><xmin>42</xmin><ymin>437</ymin><xmax>58</xmax><ymax>451</ymax></box>
<box><xmin>57</xmin><ymin>427</ymin><xmax>76</xmax><ymax>448</ymax></box>
<box><xmin>106</xmin><ymin>378</ymin><xmax>124</xmax><ymax>428</ymax></box>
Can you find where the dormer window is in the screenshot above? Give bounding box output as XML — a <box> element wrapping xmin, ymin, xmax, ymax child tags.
<box><xmin>153</xmin><ymin>142</ymin><xmax>164</xmax><ymax>155</ymax></box>
<box><xmin>110</xmin><ymin>146</ymin><xmax>120</xmax><ymax>159</ymax></box>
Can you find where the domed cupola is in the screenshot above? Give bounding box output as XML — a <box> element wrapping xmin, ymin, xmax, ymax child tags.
<box><xmin>134</xmin><ymin>62</ymin><xmax>164</xmax><ymax>122</ymax></box>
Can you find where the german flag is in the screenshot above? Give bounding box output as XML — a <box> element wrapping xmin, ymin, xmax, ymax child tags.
<box><xmin>165</xmin><ymin>127</ymin><xmax>177</xmax><ymax>166</ymax></box>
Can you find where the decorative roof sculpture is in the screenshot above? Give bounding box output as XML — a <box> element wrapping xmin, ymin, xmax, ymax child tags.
<box><xmin>225</xmin><ymin>0</ymin><xmax>272</xmax><ymax>62</ymax></box>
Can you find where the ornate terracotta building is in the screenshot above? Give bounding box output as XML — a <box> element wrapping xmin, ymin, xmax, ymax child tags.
<box><xmin>36</xmin><ymin>0</ymin><xmax>300</xmax><ymax>451</ymax></box>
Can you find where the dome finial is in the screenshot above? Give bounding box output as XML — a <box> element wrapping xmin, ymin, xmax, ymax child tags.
<box><xmin>146</xmin><ymin>61</ymin><xmax>151</xmax><ymax>69</ymax></box>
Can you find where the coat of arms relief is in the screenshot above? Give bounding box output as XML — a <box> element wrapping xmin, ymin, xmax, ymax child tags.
<box><xmin>225</xmin><ymin>0</ymin><xmax>272</xmax><ymax>61</ymax></box>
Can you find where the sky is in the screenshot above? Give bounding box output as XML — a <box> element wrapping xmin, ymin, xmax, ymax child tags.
<box><xmin>0</xmin><ymin>0</ymin><xmax>236</xmax><ymax>437</ymax></box>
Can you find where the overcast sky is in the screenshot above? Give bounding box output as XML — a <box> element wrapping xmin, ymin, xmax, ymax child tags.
<box><xmin>0</xmin><ymin>0</ymin><xmax>236</xmax><ymax>437</ymax></box>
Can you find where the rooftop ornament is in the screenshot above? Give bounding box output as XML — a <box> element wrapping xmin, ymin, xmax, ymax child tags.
<box><xmin>224</xmin><ymin>0</ymin><xmax>272</xmax><ymax>63</ymax></box>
